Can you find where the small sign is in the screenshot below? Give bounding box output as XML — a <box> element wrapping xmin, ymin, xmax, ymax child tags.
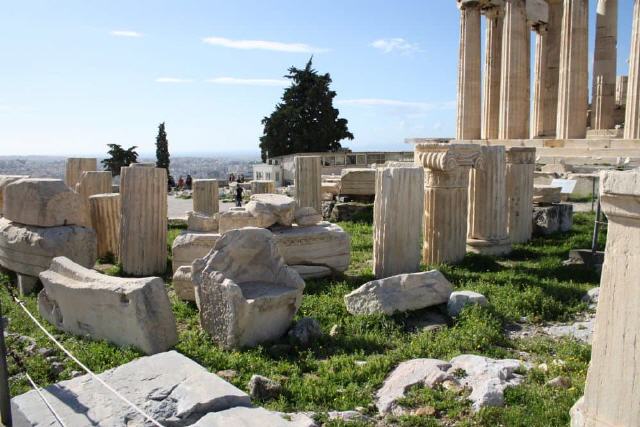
<box><xmin>551</xmin><ymin>178</ymin><xmax>577</xmax><ymax>194</ymax></box>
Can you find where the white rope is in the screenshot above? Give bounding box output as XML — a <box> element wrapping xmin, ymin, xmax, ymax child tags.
<box><xmin>23</xmin><ymin>371</ymin><xmax>68</xmax><ymax>427</ymax></box>
<box><xmin>12</xmin><ymin>297</ymin><xmax>165</xmax><ymax>427</ymax></box>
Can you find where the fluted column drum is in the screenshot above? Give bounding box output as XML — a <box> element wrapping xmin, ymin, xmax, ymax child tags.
<box><xmin>193</xmin><ymin>179</ymin><xmax>219</xmax><ymax>215</ymax></box>
<box><xmin>65</xmin><ymin>158</ymin><xmax>97</xmax><ymax>189</ymax></box>
<box><xmin>89</xmin><ymin>193</ymin><xmax>120</xmax><ymax>259</ymax></box>
<box><xmin>373</xmin><ymin>164</ymin><xmax>424</xmax><ymax>278</ymax></box>
<box><xmin>294</xmin><ymin>156</ymin><xmax>322</xmax><ymax>212</ymax></box>
<box><xmin>506</xmin><ymin>147</ymin><xmax>535</xmax><ymax>244</ymax></box>
<box><xmin>119</xmin><ymin>164</ymin><xmax>167</xmax><ymax>276</ymax></box>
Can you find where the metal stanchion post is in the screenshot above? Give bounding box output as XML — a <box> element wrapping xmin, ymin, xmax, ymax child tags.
<box><xmin>0</xmin><ymin>301</ymin><xmax>12</xmax><ymax>426</ymax></box>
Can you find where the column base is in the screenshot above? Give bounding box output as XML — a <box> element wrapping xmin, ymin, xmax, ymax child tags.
<box><xmin>466</xmin><ymin>238</ymin><xmax>512</xmax><ymax>256</ymax></box>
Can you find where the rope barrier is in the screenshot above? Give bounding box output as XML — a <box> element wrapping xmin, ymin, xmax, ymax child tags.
<box><xmin>8</xmin><ymin>349</ymin><xmax>67</xmax><ymax>427</ymax></box>
<box><xmin>2</xmin><ymin>283</ymin><xmax>165</xmax><ymax>427</ymax></box>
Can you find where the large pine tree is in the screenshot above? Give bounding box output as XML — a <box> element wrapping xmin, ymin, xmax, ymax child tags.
<box><xmin>259</xmin><ymin>58</ymin><xmax>353</xmax><ymax>161</ymax></box>
<box><xmin>155</xmin><ymin>122</ymin><xmax>170</xmax><ymax>170</ymax></box>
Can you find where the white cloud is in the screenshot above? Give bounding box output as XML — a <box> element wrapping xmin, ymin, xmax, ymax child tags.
<box><xmin>202</xmin><ymin>36</ymin><xmax>328</xmax><ymax>53</ymax></box>
<box><xmin>206</xmin><ymin>77</ymin><xmax>288</xmax><ymax>87</ymax></box>
<box><xmin>155</xmin><ymin>77</ymin><xmax>193</xmax><ymax>83</ymax></box>
<box><xmin>337</xmin><ymin>98</ymin><xmax>454</xmax><ymax>111</ymax></box>
<box><xmin>371</xmin><ymin>38</ymin><xmax>420</xmax><ymax>54</ymax></box>
<box><xmin>110</xmin><ymin>30</ymin><xmax>143</xmax><ymax>38</ymax></box>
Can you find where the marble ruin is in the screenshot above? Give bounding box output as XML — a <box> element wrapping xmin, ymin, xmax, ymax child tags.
<box><xmin>119</xmin><ymin>164</ymin><xmax>167</xmax><ymax>276</ymax></box>
<box><xmin>373</xmin><ymin>164</ymin><xmax>424</xmax><ymax>278</ymax></box>
<box><xmin>38</xmin><ymin>257</ymin><xmax>177</xmax><ymax>355</ymax></box>
<box><xmin>571</xmin><ymin>170</ymin><xmax>640</xmax><ymax>426</ymax></box>
<box><xmin>0</xmin><ymin>175</ymin><xmax>28</xmax><ymax>217</ymax></box>
<box><xmin>250</xmin><ymin>179</ymin><xmax>276</xmax><ymax>194</ymax></box>
<box><xmin>505</xmin><ymin>147</ymin><xmax>535</xmax><ymax>243</ymax></box>
<box><xmin>467</xmin><ymin>146</ymin><xmax>511</xmax><ymax>255</ymax></box>
<box><xmin>75</xmin><ymin>171</ymin><xmax>112</xmax><ymax>202</ymax></box>
<box><xmin>193</xmin><ymin>179</ymin><xmax>219</xmax><ymax>215</ymax></box>
<box><xmin>415</xmin><ymin>142</ymin><xmax>482</xmax><ymax>264</ymax></box>
<box><xmin>89</xmin><ymin>193</ymin><xmax>121</xmax><ymax>259</ymax></box>
<box><xmin>191</xmin><ymin>228</ymin><xmax>305</xmax><ymax>349</ymax></box>
<box><xmin>64</xmin><ymin>157</ymin><xmax>97</xmax><ymax>189</ymax></box>
<box><xmin>294</xmin><ymin>155</ymin><xmax>322</xmax><ymax>211</ymax></box>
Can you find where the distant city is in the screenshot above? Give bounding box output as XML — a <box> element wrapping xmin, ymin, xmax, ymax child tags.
<box><xmin>0</xmin><ymin>156</ymin><xmax>259</xmax><ymax>181</ymax></box>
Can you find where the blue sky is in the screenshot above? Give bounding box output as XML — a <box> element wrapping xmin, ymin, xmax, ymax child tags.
<box><xmin>0</xmin><ymin>0</ymin><xmax>636</xmax><ymax>157</ymax></box>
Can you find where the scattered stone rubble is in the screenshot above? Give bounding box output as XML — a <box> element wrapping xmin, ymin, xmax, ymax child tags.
<box><xmin>376</xmin><ymin>355</ymin><xmax>528</xmax><ymax>415</ymax></box>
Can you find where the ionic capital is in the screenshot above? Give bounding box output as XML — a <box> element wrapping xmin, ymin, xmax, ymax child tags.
<box><xmin>414</xmin><ymin>143</ymin><xmax>483</xmax><ymax>172</ymax></box>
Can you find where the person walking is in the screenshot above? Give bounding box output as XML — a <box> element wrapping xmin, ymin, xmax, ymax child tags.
<box><xmin>235</xmin><ymin>180</ymin><xmax>244</xmax><ymax>207</ymax></box>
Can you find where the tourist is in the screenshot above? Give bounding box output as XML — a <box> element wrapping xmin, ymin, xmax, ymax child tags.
<box><xmin>177</xmin><ymin>176</ymin><xmax>184</xmax><ymax>190</ymax></box>
<box><xmin>167</xmin><ymin>175</ymin><xmax>176</xmax><ymax>192</ymax></box>
<box><xmin>185</xmin><ymin>174</ymin><xmax>193</xmax><ymax>190</ymax></box>
<box><xmin>235</xmin><ymin>180</ymin><xmax>244</xmax><ymax>207</ymax></box>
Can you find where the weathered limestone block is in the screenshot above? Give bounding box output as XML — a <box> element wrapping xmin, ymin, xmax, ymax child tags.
<box><xmin>295</xmin><ymin>156</ymin><xmax>322</xmax><ymax>211</ymax></box>
<box><xmin>246</xmin><ymin>193</ymin><xmax>296</xmax><ymax>228</ymax></box>
<box><xmin>193</xmin><ymin>179</ymin><xmax>219</xmax><ymax>215</ymax></box>
<box><xmin>193</xmin><ymin>406</ymin><xmax>311</xmax><ymax>427</ymax></box>
<box><xmin>329</xmin><ymin>202</ymin><xmax>373</xmax><ymax>222</ymax></box>
<box><xmin>188</xmin><ymin>211</ymin><xmax>218</xmax><ymax>232</ymax></box>
<box><xmin>557</xmin><ymin>202</ymin><xmax>573</xmax><ymax>232</ymax></box>
<box><xmin>339</xmin><ymin>168</ymin><xmax>376</xmax><ymax>196</ymax></box>
<box><xmin>4</xmin><ymin>178</ymin><xmax>89</xmax><ymax>227</ymax></box>
<box><xmin>0</xmin><ymin>175</ymin><xmax>28</xmax><ymax>216</ymax></box>
<box><xmin>294</xmin><ymin>207</ymin><xmax>323</xmax><ymax>227</ymax></box>
<box><xmin>533</xmin><ymin>185</ymin><xmax>562</xmax><ymax>204</ymax></box>
<box><xmin>415</xmin><ymin>142</ymin><xmax>482</xmax><ymax>264</ymax></box>
<box><xmin>172</xmin><ymin>232</ymin><xmax>220</xmax><ymax>272</ymax></box>
<box><xmin>0</xmin><ymin>218</ymin><xmax>97</xmax><ymax>277</ymax></box>
<box><xmin>571</xmin><ymin>170</ymin><xmax>640</xmax><ymax>426</ymax></box>
<box><xmin>38</xmin><ymin>257</ymin><xmax>177</xmax><ymax>354</ymax></box>
<box><xmin>447</xmin><ymin>290</ymin><xmax>489</xmax><ymax>317</ymax></box>
<box><xmin>532</xmin><ymin>205</ymin><xmax>560</xmax><ymax>235</ymax></box>
<box><xmin>75</xmin><ymin>170</ymin><xmax>112</xmax><ymax>203</ymax></box>
<box><xmin>467</xmin><ymin>146</ymin><xmax>511</xmax><ymax>256</ymax></box>
<box><xmin>251</xmin><ymin>180</ymin><xmax>276</xmax><ymax>195</ymax></box>
<box><xmin>272</xmin><ymin>223</ymin><xmax>351</xmax><ymax>274</ymax></box>
<box><xmin>88</xmin><ymin>193</ymin><xmax>120</xmax><ymax>259</ymax></box>
<box><xmin>344</xmin><ymin>270</ymin><xmax>453</xmax><ymax>316</ymax></box>
<box><xmin>506</xmin><ymin>147</ymin><xmax>535</xmax><ymax>244</ymax></box>
<box><xmin>173</xmin><ymin>265</ymin><xmax>196</xmax><ymax>302</ymax></box>
<box><xmin>11</xmin><ymin>350</ymin><xmax>251</xmax><ymax>426</ymax></box>
<box><xmin>219</xmin><ymin>208</ymin><xmax>261</xmax><ymax>234</ymax></box>
<box><xmin>119</xmin><ymin>164</ymin><xmax>167</xmax><ymax>276</ymax></box>
<box><xmin>373</xmin><ymin>164</ymin><xmax>424</xmax><ymax>278</ymax></box>
<box><xmin>64</xmin><ymin>157</ymin><xmax>97</xmax><ymax>189</ymax></box>
<box><xmin>192</xmin><ymin>228</ymin><xmax>305</xmax><ymax>349</ymax></box>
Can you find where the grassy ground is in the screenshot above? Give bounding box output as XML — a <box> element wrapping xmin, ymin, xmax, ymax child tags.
<box><xmin>0</xmin><ymin>212</ymin><xmax>603</xmax><ymax>426</ymax></box>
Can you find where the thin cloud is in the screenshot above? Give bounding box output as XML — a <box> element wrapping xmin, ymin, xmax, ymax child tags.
<box><xmin>202</xmin><ymin>36</ymin><xmax>328</xmax><ymax>53</ymax></box>
<box><xmin>206</xmin><ymin>77</ymin><xmax>289</xmax><ymax>87</ymax></box>
<box><xmin>155</xmin><ymin>77</ymin><xmax>193</xmax><ymax>83</ymax></box>
<box><xmin>110</xmin><ymin>30</ymin><xmax>143</xmax><ymax>38</ymax></box>
<box><xmin>337</xmin><ymin>98</ymin><xmax>454</xmax><ymax>111</ymax></box>
<box><xmin>371</xmin><ymin>38</ymin><xmax>420</xmax><ymax>54</ymax></box>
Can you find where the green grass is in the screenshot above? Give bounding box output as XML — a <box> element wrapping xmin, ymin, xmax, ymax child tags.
<box><xmin>0</xmin><ymin>213</ymin><xmax>602</xmax><ymax>426</ymax></box>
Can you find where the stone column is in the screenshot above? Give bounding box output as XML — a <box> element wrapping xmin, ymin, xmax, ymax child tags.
<box><xmin>467</xmin><ymin>146</ymin><xmax>511</xmax><ymax>255</ymax></box>
<box><xmin>505</xmin><ymin>147</ymin><xmax>535</xmax><ymax>244</ymax></box>
<box><xmin>532</xmin><ymin>0</ymin><xmax>563</xmax><ymax>138</ymax></box>
<box><xmin>119</xmin><ymin>164</ymin><xmax>167</xmax><ymax>276</ymax></box>
<box><xmin>481</xmin><ymin>4</ymin><xmax>504</xmax><ymax>140</ymax></box>
<box><xmin>294</xmin><ymin>156</ymin><xmax>322</xmax><ymax>212</ymax></box>
<box><xmin>65</xmin><ymin>158</ymin><xmax>97</xmax><ymax>189</ymax></box>
<box><xmin>75</xmin><ymin>171</ymin><xmax>112</xmax><ymax>201</ymax></box>
<box><xmin>499</xmin><ymin>0</ymin><xmax>530</xmax><ymax>140</ymax></box>
<box><xmin>192</xmin><ymin>179</ymin><xmax>219</xmax><ymax>215</ymax></box>
<box><xmin>456</xmin><ymin>0</ymin><xmax>482</xmax><ymax>140</ymax></box>
<box><xmin>414</xmin><ymin>143</ymin><xmax>482</xmax><ymax>265</ymax></box>
<box><xmin>592</xmin><ymin>0</ymin><xmax>618</xmax><ymax>130</ymax></box>
<box><xmin>89</xmin><ymin>193</ymin><xmax>120</xmax><ymax>259</ymax></box>
<box><xmin>556</xmin><ymin>0</ymin><xmax>589</xmax><ymax>139</ymax></box>
<box><xmin>570</xmin><ymin>169</ymin><xmax>640</xmax><ymax>426</ymax></box>
<box><xmin>616</xmin><ymin>75</ymin><xmax>628</xmax><ymax>106</ymax></box>
<box><xmin>373</xmin><ymin>164</ymin><xmax>424</xmax><ymax>279</ymax></box>
<box><xmin>624</xmin><ymin>0</ymin><xmax>640</xmax><ymax>139</ymax></box>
